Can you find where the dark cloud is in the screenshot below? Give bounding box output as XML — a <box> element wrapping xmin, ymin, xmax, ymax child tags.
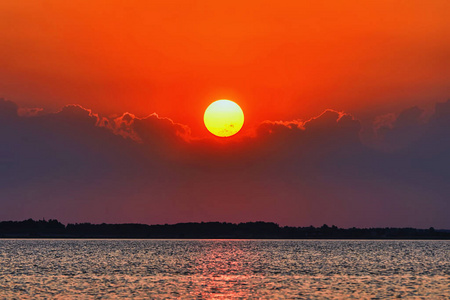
<box><xmin>0</xmin><ymin>98</ymin><xmax>19</xmax><ymax>119</ymax></box>
<box><xmin>400</xmin><ymin>100</ymin><xmax>450</xmax><ymax>178</ymax></box>
<box><xmin>112</xmin><ymin>112</ymin><xmax>191</xmax><ymax>144</ymax></box>
<box><xmin>17</xmin><ymin>107</ymin><xmax>45</xmax><ymax>117</ymax></box>
<box><xmin>251</xmin><ymin>110</ymin><xmax>363</xmax><ymax>172</ymax></box>
<box><xmin>434</xmin><ymin>99</ymin><xmax>450</xmax><ymax>122</ymax></box>
<box><xmin>371</xmin><ymin>100</ymin><xmax>450</xmax><ymax>154</ymax></box>
<box><xmin>256</xmin><ymin>110</ymin><xmax>361</xmax><ymax>144</ymax></box>
<box><xmin>373</xmin><ymin>106</ymin><xmax>426</xmax><ymax>151</ymax></box>
<box><xmin>0</xmin><ymin>99</ymin><xmax>449</xmax><ymax>228</ymax></box>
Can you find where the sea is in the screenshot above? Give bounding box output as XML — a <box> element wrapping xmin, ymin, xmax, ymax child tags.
<box><xmin>0</xmin><ymin>239</ymin><xmax>449</xmax><ymax>299</ymax></box>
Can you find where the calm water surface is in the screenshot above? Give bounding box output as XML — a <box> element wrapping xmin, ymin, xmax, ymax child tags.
<box><xmin>0</xmin><ymin>239</ymin><xmax>449</xmax><ymax>299</ymax></box>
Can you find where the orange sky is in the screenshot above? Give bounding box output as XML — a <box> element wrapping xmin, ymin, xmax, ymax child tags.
<box><xmin>1</xmin><ymin>0</ymin><xmax>449</xmax><ymax>136</ymax></box>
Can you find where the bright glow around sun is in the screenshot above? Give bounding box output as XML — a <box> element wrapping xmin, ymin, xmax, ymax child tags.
<box><xmin>204</xmin><ymin>100</ymin><xmax>244</xmax><ymax>137</ymax></box>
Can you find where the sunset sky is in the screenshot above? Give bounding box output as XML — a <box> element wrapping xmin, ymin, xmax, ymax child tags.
<box><xmin>1</xmin><ymin>1</ymin><xmax>449</xmax><ymax>228</ymax></box>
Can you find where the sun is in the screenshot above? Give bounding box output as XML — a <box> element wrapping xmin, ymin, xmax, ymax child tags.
<box><xmin>204</xmin><ymin>100</ymin><xmax>244</xmax><ymax>137</ymax></box>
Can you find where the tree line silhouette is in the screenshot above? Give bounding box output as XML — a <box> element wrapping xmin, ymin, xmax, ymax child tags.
<box><xmin>0</xmin><ymin>219</ymin><xmax>448</xmax><ymax>239</ymax></box>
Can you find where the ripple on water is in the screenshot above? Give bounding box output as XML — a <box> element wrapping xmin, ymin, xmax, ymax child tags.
<box><xmin>0</xmin><ymin>240</ymin><xmax>449</xmax><ymax>298</ymax></box>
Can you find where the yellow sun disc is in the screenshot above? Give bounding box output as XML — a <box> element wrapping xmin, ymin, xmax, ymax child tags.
<box><xmin>204</xmin><ymin>100</ymin><xmax>244</xmax><ymax>137</ymax></box>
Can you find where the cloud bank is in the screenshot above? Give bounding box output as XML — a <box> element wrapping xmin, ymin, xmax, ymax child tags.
<box><xmin>0</xmin><ymin>98</ymin><xmax>449</xmax><ymax>228</ymax></box>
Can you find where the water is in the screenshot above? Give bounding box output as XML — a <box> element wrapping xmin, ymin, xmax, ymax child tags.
<box><xmin>0</xmin><ymin>240</ymin><xmax>449</xmax><ymax>299</ymax></box>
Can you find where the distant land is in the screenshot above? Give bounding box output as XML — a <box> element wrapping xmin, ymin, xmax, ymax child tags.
<box><xmin>0</xmin><ymin>219</ymin><xmax>449</xmax><ymax>239</ymax></box>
